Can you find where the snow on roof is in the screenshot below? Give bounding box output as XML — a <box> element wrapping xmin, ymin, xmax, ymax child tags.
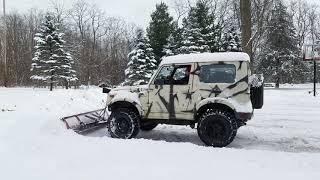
<box><xmin>160</xmin><ymin>52</ymin><xmax>250</xmax><ymax>65</ymax></box>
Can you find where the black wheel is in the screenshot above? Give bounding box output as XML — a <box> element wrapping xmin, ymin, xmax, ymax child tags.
<box><xmin>197</xmin><ymin>109</ymin><xmax>237</xmax><ymax>147</ymax></box>
<box><xmin>140</xmin><ymin>122</ymin><xmax>158</xmax><ymax>131</ymax></box>
<box><xmin>107</xmin><ymin>108</ymin><xmax>140</xmax><ymax>139</ymax></box>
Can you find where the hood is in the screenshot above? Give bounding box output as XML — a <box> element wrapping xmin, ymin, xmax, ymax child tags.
<box><xmin>107</xmin><ymin>85</ymin><xmax>147</xmax><ymax>108</ymax></box>
<box><xmin>110</xmin><ymin>85</ymin><xmax>148</xmax><ymax>93</ymax></box>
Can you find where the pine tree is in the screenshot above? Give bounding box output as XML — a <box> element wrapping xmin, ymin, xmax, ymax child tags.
<box><xmin>222</xmin><ymin>27</ymin><xmax>242</xmax><ymax>52</ymax></box>
<box><xmin>257</xmin><ymin>1</ymin><xmax>308</xmax><ymax>88</ymax></box>
<box><xmin>147</xmin><ymin>2</ymin><xmax>173</xmax><ymax>65</ymax></box>
<box><xmin>124</xmin><ymin>29</ymin><xmax>157</xmax><ymax>86</ymax></box>
<box><xmin>163</xmin><ymin>22</ymin><xmax>183</xmax><ymax>57</ymax></box>
<box><xmin>176</xmin><ymin>0</ymin><xmax>222</xmax><ymax>54</ymax></box>
<box><xmin>208</xmin><ymin>22</ymin><xmax>223</xmax><ymax>53</ymax></box>
<box><xmin>31</xmin><ymin>14</ymin><xmax>77</xmax><ymax>90</ymax></box>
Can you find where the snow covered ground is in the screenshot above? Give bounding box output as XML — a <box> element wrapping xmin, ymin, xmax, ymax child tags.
<box><xmin>1</xmin><ymin>85</ymin><xmax>320</xmax><ymax>180</ymax></box>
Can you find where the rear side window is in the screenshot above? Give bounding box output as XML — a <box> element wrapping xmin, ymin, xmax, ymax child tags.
<box><xmin>199</xmin><ymin>64</ymin><xmax>236</xmax><ymax>83</ymax></box>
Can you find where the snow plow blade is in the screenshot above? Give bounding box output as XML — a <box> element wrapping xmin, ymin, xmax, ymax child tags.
<box><xmin>61</xmin><ymin>109</ymin><xmax>109</xmax><ymax>134</ymax></box>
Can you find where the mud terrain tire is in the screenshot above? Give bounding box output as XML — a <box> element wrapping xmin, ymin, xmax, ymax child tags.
<box><xmin>107</xmin><ymin>108</ymin><xmax>140</xmax><ymax>139</ymax></box>
<box><xmin>197</xmin><ymin>109</ymin><xmax>237</xmax><ymax>147</ymax></box>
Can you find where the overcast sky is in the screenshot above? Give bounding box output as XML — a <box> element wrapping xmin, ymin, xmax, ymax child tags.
<box><xmin>2</xmin><ymin>0</ymin><xmax>320</xmax><ymax>27</ymax></box>
<box><xmin>2</xmin><ymin>0</ymin><xmax>176</xmax><ymax>27</ymax></box>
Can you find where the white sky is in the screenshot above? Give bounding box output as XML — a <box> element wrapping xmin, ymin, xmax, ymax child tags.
<box><xmin>1</xmin><ymin>0</ymin><xmax>176</xmax><ymax>27</ymax></box>
<box><xmin>1</xmin><ymin>0</ymin><xmax>320</xmax><ymax>27</ymax></box>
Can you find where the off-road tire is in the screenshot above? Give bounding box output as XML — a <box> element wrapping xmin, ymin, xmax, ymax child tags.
<box><xmin>197</xmin><ymin>109</ymin><xmax>237</xmax><ymax>147</ymax></box>
<box><xmin>140</xmin><ymin>122</ymin><xmax>158</xmax><ymax>131</ymax></box>
<box><xmin>107</xmin><ymin>108</ymin><xmax>140</xmax><ymax>139</ymax></box>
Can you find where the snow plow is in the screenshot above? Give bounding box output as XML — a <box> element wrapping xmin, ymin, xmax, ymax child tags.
<box><xmin>61</xmin><ymin>108</ymin><xmax>109</xmax><ymax>134</ymax></box>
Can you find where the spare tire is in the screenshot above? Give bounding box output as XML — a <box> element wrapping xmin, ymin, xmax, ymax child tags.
<box><xmin>249</xmin><ymin>74</ymin><xmax>264</xmax><ymax>109</ymax></box>
<box><xmin>251</xmin><ymin>85</ymin><xmax>264</xmax><ymax>109</ymax></box>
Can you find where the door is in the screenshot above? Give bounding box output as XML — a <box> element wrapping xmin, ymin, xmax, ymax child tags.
<box><xmin>146</xmin><ymin>64</ymin><xmax>194</xmax><ymax>120</ymax></box>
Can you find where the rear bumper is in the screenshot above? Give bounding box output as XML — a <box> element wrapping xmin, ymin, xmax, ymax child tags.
<box><xmin>235</xmin><ymin>112</ymin><xmax>253</xmax><ymax>121</ymax></box>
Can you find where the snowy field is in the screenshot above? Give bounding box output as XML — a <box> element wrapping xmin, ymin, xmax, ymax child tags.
<box><xmin>1</xmin><ymin>85</ymin><xmax>320</xmax><ymax>180</ymax></box>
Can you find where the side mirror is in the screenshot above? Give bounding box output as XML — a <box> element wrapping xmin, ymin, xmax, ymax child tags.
<box><xmin>99</xmin><ymin>83</ymin><xmax>108</xmax><ymax>88</ymax></box>
<box><xmin>98</xmin><ymin>80</ymin><xmax>112</xmax><ymax>88</ymax></box>
<box><xmin>103</xmin><ymin>88</ymin><xmax>111</xmax><ymax>94</ymax></box>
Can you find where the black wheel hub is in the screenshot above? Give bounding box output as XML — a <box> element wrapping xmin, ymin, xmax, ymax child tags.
<box><xmin>113</xmin><ymin>116</ymin><xmax>132</xmax><ymax>138</ymax></box>
<box><xmin>207</xmin><ymin>121</ymin><xmax>226</xmax><ymax>141</ymax></box>
<box><xmin>116</xmin><ymin>118</ymin><xmax>131</xmax><ymax>133</ymax></box>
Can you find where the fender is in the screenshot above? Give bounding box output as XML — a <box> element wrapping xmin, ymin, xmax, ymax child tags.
<box><xmin>108</xmin><ymin>91</ymin><xmax>144</xmax><ymax>116</ymax></box>
<box><xmin>196</xmin><ymin>97</ymin><xmax>237</xmax><ymax>112</ymax></box>
<box><xmin>196</xmin><ymin>97</ymin><xmax>253</xmax><ymax>113</ymax></box>
<box><xmin>196</xmin><ymin>97</ymin><xmax>253</xmax><ymax>120</ymax></box>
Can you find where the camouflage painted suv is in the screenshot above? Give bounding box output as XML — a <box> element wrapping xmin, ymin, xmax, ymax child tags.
<box><xmin>104</xmin><ymin>52</ymin><xmax>264</xmax><ymax>147</ymax></box>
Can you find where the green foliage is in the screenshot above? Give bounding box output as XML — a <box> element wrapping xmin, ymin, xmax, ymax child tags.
<box><xmin>147</xmin><ymin>2</ymin><xmax>174</xmax><ymax>65</ymax></box>
<box><xmin>31</xmin><ymin>14</ymin><xmax>77</xmax><ymax>86</ymax></box>
<box><xmin>175</xmin><ymin>0</ymin><xmax>223</xmax><ymax>54</ymax></box>
<box><xmin>125</xmin><ymin>29</ymin><xmax>157</xmax><ymax>86</ymax></box>
<box><xmin>222</xmin><ymin>27</ymin><xmax>242</xmax><ymax>52</ymax></box>
<box><xmin>163</xmin><ymin>22</ymin><xmax>184</xmax><ymax>56</ymax></box>
<box><xmin>257</xmin><ymin>1</ymin><xmax>309</xmax><ymax>85</ymax></box>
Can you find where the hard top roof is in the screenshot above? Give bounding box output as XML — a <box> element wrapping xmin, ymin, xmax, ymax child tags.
<box><xmin>160</xmin><ymin>52</ymin><xmax>250</xmax><ymax>65</ymax></box>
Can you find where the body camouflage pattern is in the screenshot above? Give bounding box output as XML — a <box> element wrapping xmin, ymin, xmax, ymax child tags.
<box><xmin>107</xmin><ymin>53</ymin><xmax>253</xmax><ymax>122</ymax></box>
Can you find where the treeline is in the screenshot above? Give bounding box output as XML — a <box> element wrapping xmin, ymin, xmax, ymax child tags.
<box><xmin>0</xmin><ymin>0</ymin><xmax>320</xmax><ymax>87</ymax></box>
<box><xmin>0</xmin><ymin>0</ymin><xmax>138</xmax><ymax>87</ymax></box>
<box><xmin>126</xmin><ymin>0</ymin><xmax>320</xmax><ymax>86</ymax></box>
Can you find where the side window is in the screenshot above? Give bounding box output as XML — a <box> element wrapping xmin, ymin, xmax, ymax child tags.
<box><xmin>155</xmin><ymin>65</ymin><xmax>191</xmax><ymax>85</ymax></box>
<box><xmin>172</xmin><ymin>65</ymin><xmax>191</xmax><ymax>85</ymax></box>
<box><xmin>155</xmin><ymin>66</ymin><xmax>175</xmax><ymax>85</ymax></box>
<box><xmin>199</xmin><ymin>64</ymin><xmax>236</xmax><ymax>83</ymax></box>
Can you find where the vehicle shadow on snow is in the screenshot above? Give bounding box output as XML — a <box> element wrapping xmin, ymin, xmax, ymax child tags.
<box><xmin>86</xmin><ymin>126</ymin><xmax>320</xmax><ymax>153</ymax></box>
<box><xmin>138</xmin><ymin>129</ymin><xmax>320</xmax><ymax>153</ymax></box>
<box><xmin>137</xmin><ymin>128</ymin><xmax>205</xmax><ymax>146</ymax></box>
<box><xmin>86</xmin><ymin>126</ymin><xmax>205</xmax><ymax>146</ymax></box>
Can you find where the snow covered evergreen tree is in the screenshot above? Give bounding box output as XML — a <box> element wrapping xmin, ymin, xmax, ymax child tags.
<box><xmin>257</xmin><ymin>1</ymin><xmax>308</xmax><ymax>88</ymax></box>
<box><xmin>31</xmin><ymin>14</ymin><xmax>77</xmax><ymax>91</ymax></box>
<box><xmin>163</xmin><ymin>22</ymin><xmax>184</xmax><ymax>57</ymax></box>
<box><xmin>124</xmin><ymin>29</ymin><xmax>157</xmax><ymax>86</ymax></box>
<box><xmin>222</xmin><ymin>27</ymin><xmax>242</xmax><ymax>52</ymax></box>
<box><xmin>176</xmin><ymin>0</ymin><xmax>222</xmax><ymax>54</ymax></box>
<box><xmin>208</xmin><ymin>22</ymin><xmax>223</xmax><ymax>52</ymax></box>
<box><xmin>147</xmin><ymin>2</ymin><xmax>173</xmax><ymax>64</ymax></box>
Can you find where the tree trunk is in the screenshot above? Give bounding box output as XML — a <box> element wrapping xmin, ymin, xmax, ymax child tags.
<box><xmin>50</xmin><ymin>72</ymin><xmax>53</xmax><ymax>91</ymax></box>
<box><xmin>240</xmin><ymin>0</ymin><xmax>253</xmax><ymax>69</ymax></box>
<box><xmin>65</xmin><ymin>80</ymin><xmax>69</xmax><ymax>89</ymax></box>
<box><xmin>275</xmin><ymin>58</ymin><xmax>280</xmax><ymax>89</ymax></box>
<box><xmin>50</xmin><ymin>81</ymin><xmax>53</xmax><ymax>91</ymax></box>
<box><xmin>275</xmin><ymin>77</ymin><xmax>280</xmax><ymax>89</ymax></box>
